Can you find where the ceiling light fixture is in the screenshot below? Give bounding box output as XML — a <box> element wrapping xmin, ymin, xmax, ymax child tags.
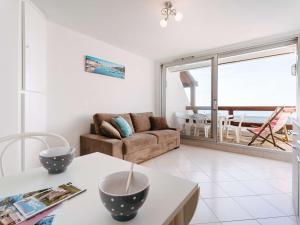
<box><xmin>160</xmin><ymin>1</ymin><xmax>183</xmax><ymax>28</ymax></box>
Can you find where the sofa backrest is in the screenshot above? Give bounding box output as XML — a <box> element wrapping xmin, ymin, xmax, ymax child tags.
<box><xmin>93</xmin><ymin>113</ymin><xmax>135</xmax><ymax>134</ymax></box>
<box><xmin>130</xmin><ymin>112</ymin><xmax>153</xmax><ymax>132</ymax></box>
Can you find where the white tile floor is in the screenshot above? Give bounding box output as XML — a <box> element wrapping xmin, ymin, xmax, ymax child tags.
<box><xmin>141</xmin><ymin>144</ymin><xmax>296</xmax><ymax>225</ymax></box>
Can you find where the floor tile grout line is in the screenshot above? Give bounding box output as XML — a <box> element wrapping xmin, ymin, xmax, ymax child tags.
<box><xmin>178</xmin><ymin>166</ymin><xmax>292</xmax><ymax>184</ymax></box>
<box><xmin>214</xmin><ymin>180</ymin><xmax>258</xmax><ymax>196</ymax></box>
<box><xmin>230</xmin><ymin>195</ymin><xmax>270</xmax><ymax>221</ymax></box>
<box><xmin>198</xmin><ymin>198</ymin><xmax>222</xmax><ymax>224</ymax></box>
<box><xmin>199</xmin><ymin>191</ymin><xmax>292</xmax><ymax>199</ymax></box>
<box><xmin>259</xmin><ymin>194</ymin><xmax>296</xmax><ymax>216</ymax></box>
<box><xmin>229</xmin><ymin>194</ymin><xmax>295</xmax><ymax>221</ymax></box>
<box><xmin>203</xmin><ymin>197</ymin><xmax>255</xmax><ymax>222</ymax></box>
<box><xmin>141</xmin><ymin>146</ymin><xmax>293</xmax><ymax>224</ymax></box>
<box><xmin>255</xmin><ymin>215</ymin><xmax>299</xmax><ymax>225</ymax></box>
<box><xmin>194</xmin><ymin>215</ymin><xmax>298</xmax><ymax>224</ymax></box>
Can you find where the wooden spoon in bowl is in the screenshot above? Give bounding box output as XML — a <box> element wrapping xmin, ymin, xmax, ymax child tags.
<box><xmin>125</xmin><ymin>163</ymin><xmax>134</xmax><ymax>193</ymax></box>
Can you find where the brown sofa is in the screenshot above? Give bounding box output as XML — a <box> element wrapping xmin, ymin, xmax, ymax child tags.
<box><xmin>80</xmin><ymin>112</ymin><xmax>180</xmax><ymax>163</ymax></box>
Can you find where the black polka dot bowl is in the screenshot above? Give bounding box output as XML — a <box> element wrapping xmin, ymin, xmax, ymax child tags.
<box><xmin>39</xmin><ymin>147</ymin><xmax>75</xmax><ymax>174</ymax></box>
<box><xmin>99</xmin><ymin>171</ymin><xmax>150</xmax><ymax>222</ymax></box>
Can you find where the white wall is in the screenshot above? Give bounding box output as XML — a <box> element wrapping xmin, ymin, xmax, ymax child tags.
<box><xmin>47</xmin><ymin>22</ymin><xmax>156</xmax><ymax>154</ymax></box>
<box><xmin>0</xmin><ymin>0</ymin><xmax>21</xmax><ymax>175</ymax></box>
<box><xmin>165</xmin><ymin>71</ymin><xmax>190</xmax><ymax>127</ymax></box>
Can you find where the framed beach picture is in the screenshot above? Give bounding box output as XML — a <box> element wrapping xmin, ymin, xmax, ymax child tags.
<box><xmin>85</xmin><ymin>55</ymin><xmax>125</xmax><ymax>79</ymax></box>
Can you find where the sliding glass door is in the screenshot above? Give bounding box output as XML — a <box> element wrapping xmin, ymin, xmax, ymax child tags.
<box><xmin>162</xmin><ymin>38</ymin><xmax>299</xmax><ymax>152</ymax></box>
<box><xmin>217</xmin><ymin>44</ymin><xmax>297</xmax><ymax>150</ymax></box>
<box><xmin>163</xmin><ymin>56</ymin><xmax>218</xmax><ymax>141</ymax></box>
<box><xmin>162</xmin><ymin>38</ymin><xmax>299</xmax><ymax>151</ymax></box>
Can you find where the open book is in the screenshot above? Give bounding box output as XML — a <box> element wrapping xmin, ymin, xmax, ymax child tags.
<box><xmin>0</xmin><ymin>182</ymin><xmax>85</xmax><ymax>225</ymax></box>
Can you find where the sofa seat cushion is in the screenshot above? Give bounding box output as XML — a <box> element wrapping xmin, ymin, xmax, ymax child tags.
<box><xmin>144</xmin><ymin>130</ymin><xmax>179</xmax><ymax>144</ymax></box>
<box><xmin>122</xmin><ymin>133</ymin><xmax>157</xmax><ymax>154</ymax></box>
<box><xmin>130</xmin><ymin>112</ymin><xmax>153</xmax><ymax>132</ymax></box>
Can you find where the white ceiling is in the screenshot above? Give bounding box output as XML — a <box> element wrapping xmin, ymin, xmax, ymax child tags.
<box><xmin>32</xmin><ymin>0</ymin><xmax>300</xmax><ymax>61</ymax></box>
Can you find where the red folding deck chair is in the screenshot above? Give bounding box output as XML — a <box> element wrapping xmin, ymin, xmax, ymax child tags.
<box><xmin>247</xmin><ymin>106</ymin><xmax>295</xmax><ymax>151</ymax></box>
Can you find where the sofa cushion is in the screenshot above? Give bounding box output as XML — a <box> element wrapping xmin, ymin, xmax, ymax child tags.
<box><xmin>130</xmin><ymin>112</ymin><xmax>153</xmax><ymax>132</ymax></box>
<box><xmin>111</xmin><ymin>116</ymin><xmax>133</xmax><ymax>138</ymax></box>
<box><xmin>150</xmin><ymin>116</ymin><xmax>169</xmax><ymax>130</ymax></box>
<box><xmin>122</xmin><ymin>133</ymin><xmax>157</xmax><ymax>154</ymax></box>
<box><xmin>93</xmin><ymin>113</ymin><xmax>135</xmax><ymax>134</ymax></box>
<box><xmin>100</xmin><ymin>121</ymin><xmax>122</xmax><ymax>139</ymax></box>
<box><xmin>144</xmin><ymin>130</ymin><xmax>179</xmax><ymax>144</ymax></box>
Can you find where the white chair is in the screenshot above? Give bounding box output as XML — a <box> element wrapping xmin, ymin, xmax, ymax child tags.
<box><xmin>174</xmin><ymin>112</ymin><xmax>188</xmax><ymax>130</ymax></box>
<box><xmin>194</xmin><ymin>114</ymin><xmax>211</xmax><ymax>138</ymax></box>
<box><xmin>0</xmin><ymin>132</ymin><xmax>70</xmax><ymax>177</ymax></box>
<box><xmin>183</xmin><ymin>114</ymin><xmax>195</xmax><ymax>136</ymax></box>
<box><xmin>225</xmin><ymin>114</ymin><xmax>245</xmax><ymax>143</ymax></box>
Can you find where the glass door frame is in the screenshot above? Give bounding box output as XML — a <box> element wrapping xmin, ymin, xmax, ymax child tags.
<box><xmin>161</xmin><ymin>54</ymin><xmax>219</xmax><ymax>142</ymax></box>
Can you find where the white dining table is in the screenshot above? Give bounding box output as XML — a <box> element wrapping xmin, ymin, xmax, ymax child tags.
<box><xmin>0</xmin><ymin>152</ymin><xmax>199</xmax><ymax>225</ymax></box>
<box><xmin>179</xmin><ymin>113</ymin><xmax>229</xmax><ymax>141</ymax></box>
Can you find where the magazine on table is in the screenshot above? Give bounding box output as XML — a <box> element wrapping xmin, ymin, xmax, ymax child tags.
<box><xmin>0</xmin><ymin>182</ymin><xmax>85</xmax><ymax>225</ymax></box>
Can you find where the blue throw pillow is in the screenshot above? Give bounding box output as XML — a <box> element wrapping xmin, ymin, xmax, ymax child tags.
<box><xmin>111</xmin><ymin>116</ymin><xmax>133</xmax><ymax>138</ymax></box>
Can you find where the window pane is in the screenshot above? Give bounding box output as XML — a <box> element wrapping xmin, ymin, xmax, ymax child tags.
<box><xmin>218</xmin><ymin>53</ymin><xmax>297</xmax><ymax>107</ymax></box>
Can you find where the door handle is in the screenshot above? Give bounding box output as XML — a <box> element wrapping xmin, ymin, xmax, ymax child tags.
<box><xmin>213</xmin><ymin>99</ymin><xmax>218</xmax><ymax>110</ymax></box>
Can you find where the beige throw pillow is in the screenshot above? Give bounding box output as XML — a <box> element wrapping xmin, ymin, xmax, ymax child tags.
<box><xmin>100</xmin><ymin>121</ymin><xmax>122</xmax><ymax>139</ymax></box>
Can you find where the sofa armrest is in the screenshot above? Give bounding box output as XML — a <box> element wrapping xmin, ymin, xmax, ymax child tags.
<box><xmin>80</xmin><ymin>134</ymin><xmax>123</xmax><ymax>159</ymax></box>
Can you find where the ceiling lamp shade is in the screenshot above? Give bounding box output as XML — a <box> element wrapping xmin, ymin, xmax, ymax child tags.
<box><xmin>160</xmin><ymin>19</ymin><xmax>168</xmax><ymax>28</ymax></box>
<box><xmin>175</xmin><ymin>12</ymin><xmax>183</xmax><ymax>22</ymax></box>
<box><xmin>160</xmin><ymin>1</ymin><xmax>183</xmax><ymax>28</ymax></box>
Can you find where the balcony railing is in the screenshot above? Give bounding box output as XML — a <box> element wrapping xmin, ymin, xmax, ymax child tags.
<box><xmin>186</xmin><ymin>105</ymin><xmax>296</xmax><ymax>129</ymax></box>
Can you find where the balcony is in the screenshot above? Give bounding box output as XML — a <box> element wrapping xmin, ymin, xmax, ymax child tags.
<box><xmin>174</xmin><ymin>105</ymin><xmax>296</xmax><ymax>151</ymax></box>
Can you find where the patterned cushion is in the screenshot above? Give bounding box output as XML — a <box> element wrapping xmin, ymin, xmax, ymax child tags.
<box><xmin>100</xmin><ymin>121</ymin><xmax>122</xmax><ymax>139</ymax></box>
<box><xmin>111</xmin><ymin>116</ymin><xmax>133</xmax><ymax>138</ymax></box>
<box><xmin>150</xmin><ymin>116</ymin><xmax>169</xmax><ymax>130</ymax></box>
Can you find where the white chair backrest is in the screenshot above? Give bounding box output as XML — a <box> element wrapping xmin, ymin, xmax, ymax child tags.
<box><xmin>194</xmin><ymin>114</ymin><xmax>208</xmax><ymax>124</ymax></box>
<box><xmin>238</xmin><ymin>114</ymin><xmax>245</xmax><ymax>128</ymax></box>
<box><xmin>257</xmin><ymin>106</ymin><xmax>294</xmax><ymax>134</ymax></box>
<box><xmin>186</xmin><ymin>110</ymin><xmax>194</xmax><ymax>116</ymax></box>
<box><xmin>271</xmin><ymin>110</ymin><xmax>292</xmax><ymax>133</ymax></box>
<box><xmin>0</xmin><ymin>132</ymin><xmax>70</xmax><ymax>177</ymax></box>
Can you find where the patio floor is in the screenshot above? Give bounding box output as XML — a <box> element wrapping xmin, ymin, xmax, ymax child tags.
<box><xmin>221</xmin><ymin>132</ymin><xmax>293</xmax><ymax>152</ymax></box>
<box><xmin>181</xmin><ymin>130</ymin><xmax>293</xmax><ymax>152</ymax></box>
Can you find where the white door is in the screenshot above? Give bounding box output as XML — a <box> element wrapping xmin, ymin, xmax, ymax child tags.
<box><xmin>164</xmin><ymin>55</ymin><xmax>218</xmax><ymax>141</ymax></box>
<box><xmin>22</xmin><ymin>0</ymin><xmax>47</xmax><ymax>169</ymax></box>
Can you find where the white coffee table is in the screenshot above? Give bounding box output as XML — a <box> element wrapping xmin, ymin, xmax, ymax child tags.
<box><xmin>0</xmin><ymin>152</ymin><xmax>199</xmax><ymax>225</ymax></box>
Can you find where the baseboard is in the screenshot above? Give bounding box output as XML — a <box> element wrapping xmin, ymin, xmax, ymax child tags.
<box><xmin>181</xmin><ymin>138</ymin><xmax>292</xmax><ymax>162</ymax></box>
